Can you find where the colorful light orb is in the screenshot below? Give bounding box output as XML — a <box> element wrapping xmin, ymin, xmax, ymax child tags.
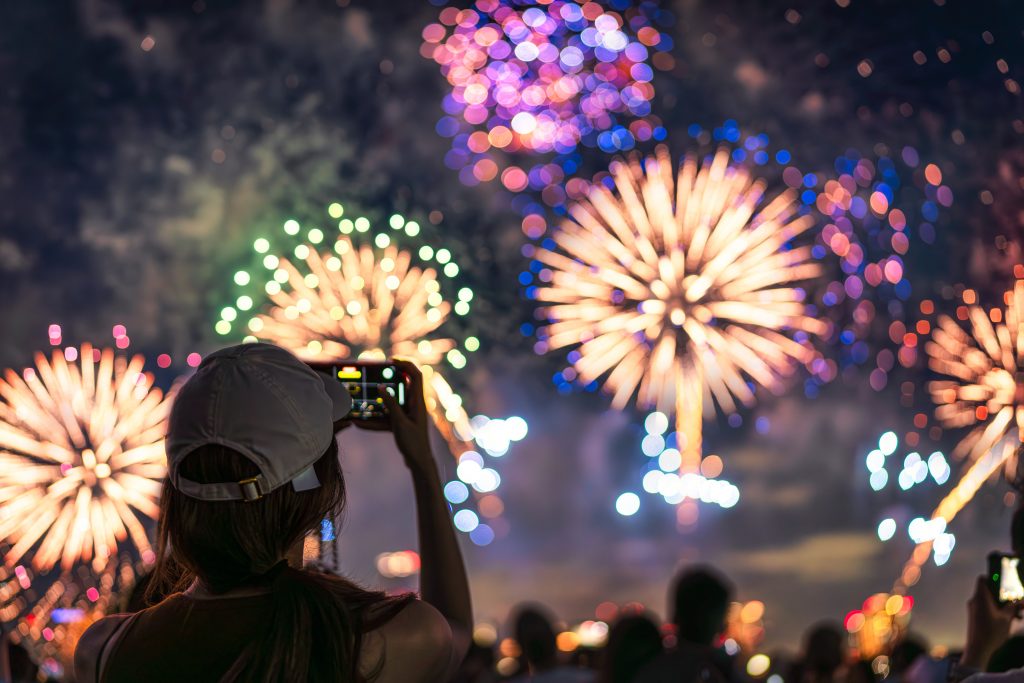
<box><xmin>532</xmin><ymin>145</ymin><xmax>827</xmax><ymax>473</ymax></box>
<box><xmin>0</xmin><ymin>345</ymin><xmax>170</xmax><ymax>574</ymax></box>
<box><xmin>726</xmin><ymin>599</ymin><xmax>766</xmax><ymax>654</ymax></box>
<box><xmin>1</xmin><ymin>552</ymin><xmax>139</xmax><ymax>665</ymax></box>
<box><xmin>863</xmin><ymin>430</ymin><xmax>951</xmax><ymax>493</ymax></box>
<box><xmin>814</xmin><ymin>147</ymin><xmax>950</xmax><ymax>285</ymax></box>
<box><xmin>810</xmin><ymin>147</ymin><xmax>951</xmax><ymax>380</ymax></box>
<box><xmin>845</xmin><ymin>593</ymin><xmax>913</xmax><ymax>662</ymax></box>
<box><xmin>861</xmin><ymin>429</ymin><xmax>955</xmax><ymax>567</ymax></box>
<box><xmin>423</xmin><ymin>0</ymin><xmax>674</xmax><ymax>194</ymax></box>
<box><xmin>983</xmin><ymin>149</ymin><xmax>1024</xmax><ymax>278</ymax></box>
<box><xmin>224</xmin><ymin>204</ymin><xmax>521</xmax><ymax>540</ymax></box>
<box><xmin>516</xmin><ymin>119</ymin><xmax>810</xmax><ymax>241</ymax></box>
<box><xmin>633</xmin><ymin>411</ymin><xmax>739</xmax><ymax>511</ymax></box>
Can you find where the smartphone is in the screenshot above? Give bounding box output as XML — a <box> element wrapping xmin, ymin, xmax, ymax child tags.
<box><xmin>988</xmin><ymin>552</ymin><xmax>1024</xmax><ymax>603</ymax></box>
<box><xmin>307</xmin><ymin>361</ymin><xmax>408</xmax><ymax>421</ymax></box>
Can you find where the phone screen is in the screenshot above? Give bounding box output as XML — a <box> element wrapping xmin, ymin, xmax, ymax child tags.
<box><xmin>998</xmin><ymin>556</ymin><xmax>1024</xmax><ymax>603</ymax></box>
<box><xmin>313</xmin><ymin>362</ymin><xmax>407</xmax><ymax>420</ymax></box>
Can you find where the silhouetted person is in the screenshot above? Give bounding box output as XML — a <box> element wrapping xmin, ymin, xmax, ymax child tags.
<box><xmin>788</xmin><ymin>622</ymin><xmax>846</xmax><ymax>683</ymax></box>
<box><xmin>890</xmin><ymin>634</ymin><xmax>929</xmax><ymax>680</ymax></box>
<box><xmin>598</xmin><ymin>614</ymin><xmax>663</xmax><ymax>683</ymax></box>
<box><xmin>510</xmin><ymin>604</ymin><xmax>594</xmax><ymax>682</ymax></box>
<box><xmin>74</xmin><ymin>347</ymin><xmax>472</xmax><ymax>682</ymax></box>
<box><xmin>634</xmin><ymin>566</ymin><xmax>737</xmax><ymax>683</ymax></box>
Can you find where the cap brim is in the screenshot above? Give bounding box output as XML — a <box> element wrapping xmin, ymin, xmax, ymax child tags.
<box><xmin>317</xmin><ymin>371</ymin><xmax>353</xmax><ymax>421</ymax></box>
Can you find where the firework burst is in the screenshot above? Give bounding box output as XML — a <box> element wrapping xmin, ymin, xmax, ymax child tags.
<box><xmin>232</xmin><ymin>215</ymin><xmax>478</xmax><ymax>451</ymax></box>
<box><xmin>534</xmin><ymin>146</ymin><xmax>828</xmax><ymax>471</ymax></box>
<box><xmin>0</xmin><ymin>345</ymin><xmax>171</xmax><ymax>574</ymax></box>
<box><xmin>221</xmin><ymin>205</ymin><xmax>523</xmax><ymax>544</ymax></box>
<box><xmin>927</xmin><ymin>280</ymin><xmax>1024</xmax><ymax>465</ymax></box>
<box><xmin>893</xmin><ymin>279</ymin><xmax>1024</xmax><ymax>590</ymax></box>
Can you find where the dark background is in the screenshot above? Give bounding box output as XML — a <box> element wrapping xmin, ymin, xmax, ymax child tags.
<box><xmin>1</xmin><ymin>0</ymin><xmax>1023</xmax><ymax>648</ymax></box>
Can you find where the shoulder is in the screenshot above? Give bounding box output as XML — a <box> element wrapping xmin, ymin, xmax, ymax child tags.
<box><xmin>360</xmin><ymin>600</ymin><xmax>454</xmax><ymax>683</ymax></box>
<box><xmin>73</xmin><ymin>596</ymin><xmax>188</xmax><ymax>681</ymax></box>
<box><xmin>73</xmin><ymin>614</ymin><xmax>136</xmax><ymax>683</ymax></box>
<box><xmin>965</xmin><ymin>672</ymin><xmax>1024</xmax><ymax>683</ymax></box>
<box><xmin>375</xmin><ymin>599</ymin><xmax>453</xmax><ymax>651</ymax></box>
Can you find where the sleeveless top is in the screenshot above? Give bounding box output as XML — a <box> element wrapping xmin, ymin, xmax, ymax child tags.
<box><xmin>74</xmin><ymin>592</ymin><xmax>274</xmax><ymax>682</ymax></box>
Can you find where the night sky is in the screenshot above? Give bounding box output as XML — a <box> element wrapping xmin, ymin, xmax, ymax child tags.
<box><xmin>2</xmin><ymin>0</ymin><xmax>1024</xmax><ymax>651</ymax></box>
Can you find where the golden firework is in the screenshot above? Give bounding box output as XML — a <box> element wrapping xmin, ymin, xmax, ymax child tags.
<box><xmin>231</xmin><ymin>212</ymin><xmax>486</xmax><ymax>458</ymax></box>
<box><xmin>0</xmin><ymin>345</ymin><xmax>171</xmax><ymax>573</ymax></box>
<box><xmin>535</xmin><ymin>146</ymin><xmax>827</xmax><ymax>470</ymax></box>
<box><xmin>895</xmin><ymin>279</ymin><xmax>1024</xmax><ymax>590</ymax></box>
<box><xmin>927</xmin><ymin>280</ymin><xmax>1024</xmax><ymax>464</ymax></box>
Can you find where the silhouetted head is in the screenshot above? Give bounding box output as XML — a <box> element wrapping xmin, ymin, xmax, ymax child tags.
<box><xmin>158</xmin><ymin>439</ymin><xmax>345</xmax><ymax>591</ymax></box>
<box><xmin>671</xmin><ymin>566</ymin><xmax>733</xmax><ymax>646</ymax></box>
<box><xmin>890</xmin><ymin>634</ymin><xmax>928</xmax><ymax>676</ymax></box>
<box><xmin>803</xmin><ymin>622</ymin><xmax>845</xmax><ymax>675</ymax></box>
<box><xmin>600</xmin><ymin>614</ymin><xmax>664</xmax><ymax>683</ymax></box>
<box><xmin>157</xmin><ymin>343</ymin><xmax>351</xmax><ymax>592</ymax></box>
<box><xmin>513</xmin><ymin>604</ymin><xmax>559</xmax><ymax>671</ymax></box>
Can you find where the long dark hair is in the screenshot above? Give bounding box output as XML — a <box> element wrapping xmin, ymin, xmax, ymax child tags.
<box><xmin>150</xmin><ymin>439</ymin><xmax>413</xmax><ymax>682</ymax></box>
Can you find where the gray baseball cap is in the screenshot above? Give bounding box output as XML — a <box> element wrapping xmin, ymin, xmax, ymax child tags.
<box><xmin>166</xmin><ymin>343</ymin><xmax>352</xmax><ymax>502</ymax></box>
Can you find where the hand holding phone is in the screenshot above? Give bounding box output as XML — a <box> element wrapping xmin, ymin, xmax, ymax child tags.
<box><xmin>309</xmin><ymin>358</ymin><xmax>434</xmax><ymax>475</ymax></box>
<box><xmin>963</xmin><ymin>571</ymin><xmax>1020</xmax><ymax>669</ymax></box>
<box><xmin>988</xmin><ymin>552</ymin><xmax>1024</xmax><ymax>604</ymax></box>
<box><xmin>307</xmin><ymin>360</ymin><xmax>409</xmax><ymax>422</ymax></box>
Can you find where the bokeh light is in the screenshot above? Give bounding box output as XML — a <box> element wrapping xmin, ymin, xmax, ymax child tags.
<box><xmin>811</xmin><ymin>146</ymin><xmax>951</xmax><ymax>382</ymax></box>
<box><xmin>861</xmin><ymin>425</ymin><xmax>958</xmax><ymax>571</ymax></box>
<box><xmin>614</xmin><ymin>492</ymin><xmax>640</xmax><ymax>516</ymax></box>
<box><xmin>846</xmin><ymin>593</ymin><xmax>913</xmax><ymax>660</ymax></box>
<box><xmin>636</xmin><ymin>411</ymin><xmax>740</xmax><ymax>510</ymax></box>
<box><xmin>423</xmin><ymin>0</ymin><xmax>674</xmax><ymax>197</ymax></box>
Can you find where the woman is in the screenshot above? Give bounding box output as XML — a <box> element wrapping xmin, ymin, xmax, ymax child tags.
<box><xmin>74</xmin><ymin>343</ymin><xmax>472</xmax><ymax>682</ymax></box>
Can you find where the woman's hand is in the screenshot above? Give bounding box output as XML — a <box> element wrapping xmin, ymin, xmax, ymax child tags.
<box><xmin>961</xmin><ymin>575</ymin><xmax>1019</xmax><ymax>669</ymax></box>
<box><xmin>377</xmin><ymin>359</ymin><xmax>436</xmax><ymax>477</ymax></box>
<box><xmin>341</xmin><ymin>358</ymin><xmax>472</xmax><ymax>674</ymax></box>
<box><xmin>336</xmin><ymin>359</ymin><xmax>436</xmax><ymax>478</ymax></box>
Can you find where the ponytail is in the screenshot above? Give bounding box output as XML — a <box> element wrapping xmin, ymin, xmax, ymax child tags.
<box><xmin>225</xmin><ymin>566</ymin><xmax>412</xmax><ymax>682</ymax></box>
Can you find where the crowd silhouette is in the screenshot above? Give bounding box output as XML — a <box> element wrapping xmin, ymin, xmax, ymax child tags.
<box><xmin>1</xmin><ymin>345</ymin><xmax>1021</xmax><ymax>683</ymax></box>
